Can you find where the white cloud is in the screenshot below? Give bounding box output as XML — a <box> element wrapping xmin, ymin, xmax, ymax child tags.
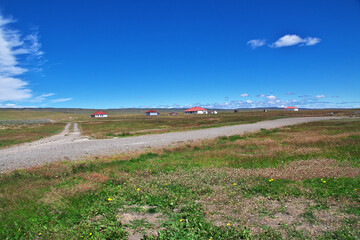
<box><xmin>50</xmin><ymin>98</ymin><xmax>72</xmax><ymax>103</ymax></box>
<box><xmin>0</xmin><ymin>76</ymin><xmax>31</xmax><ymax>101</ymax></box>
<box><xmin>246</xmin><ymin>100</ymin><xmax>252</xmax><ymax>103</ymax></box>
<box><xmin>240</xmin><ymin>93</ymin><xmax>249</xmax><ymax>97</ymax></box>
<box><xmin>247</xmin><ymin>39</ymin><xmax>266</xmax><ymax>49</ymax></box>
<box><xmin>0</xmin><ymin>14</ymin><xmax>43</xmax><ymax>103</ymax></box>
<box><xmin>265</xmin><ymin>95</ymin><xmax>277</xmax><ymax>100</ymax></box>
<box><xmin>0</xmin><ymin>103</ymin><xmax>36</xmax><ymax>108</ymax></box>
<box><xmin>271</xmin><ymin>34</ymin><xmax>321</xmax><ymax>48</ymax></box>
<box><xmin>257</xmin><ymin>94</ymin><xmax>266</xmax><ymax>97</ymax></box>
<box><xmin>304</xmin><ymin>37</ymin><xmax>321</xmax><ymax>46</ymax></box>
<box><xmin>315</xmin><ymin>95</ymin><xmax>326</xmax><ymax>98</ymax></box>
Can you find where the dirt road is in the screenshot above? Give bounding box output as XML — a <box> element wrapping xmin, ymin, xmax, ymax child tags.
<box><xmin>0</xmin><ymin>117</ymin><xmax>341</xmax><ymax>173</ymax></box>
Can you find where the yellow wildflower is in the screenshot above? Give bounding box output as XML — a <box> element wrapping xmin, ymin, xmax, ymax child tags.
<box><xmin>38</xmin><ymin>233</ymin><xmax>42</xmax><ymax>236</ymax></box>
<box><xmin>18</xmin><ymin>228</ymin><xmax>20</xmax><ymax>231</ymax></box>
<box><xmin>89</xmin><ymin>233</ymin><xmax>92</xmax><ymax>236</ymax></box>
<box><xmin>233</xmin><ymin>183</ymin><xmax>237</xmax><ymax>186</ymax></box>
<box><xmin>227</xmin><ymin>223</ymin><xmax>230</xmax><ymax>226</ymax></box>
<box><xmin>179</xmin><ymin>219</ymin><xmax>183</xmax><ymax>222</ymax></box>
<box><xmin>107</xmin><ymin>197</ymin><xmax>112</xmax><ymax>201</ymax></box>
<box><xmin>137</xmin><ymin>188</ymin><xmax>140</xmax><ymax>191</ymax></box>
<box><xmin>323</xmin><ymin>181</ymin><xmax>326</xmax><ymax>183</ymax></box>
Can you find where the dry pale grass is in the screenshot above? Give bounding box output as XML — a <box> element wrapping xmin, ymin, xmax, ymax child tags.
<box><xmin>199</xmin><ymin>183</ymin><xmax>359</xmax><ymax>237</ymax></box>
<box><xmin>79</xmin><ymin>172</ymin><xmax>110</xmax><ymax>183</ymax></box>
<box><xmin>280</xmin><ymin>131</ymin><xmax>360</xmax><ymax>145</ymax></box>
<box><xmin>26</xmin><ymin>162</ymin><xmax>72</xmax><ymax>178</ymax></box>
<box><xmin>40</xmin><ymin>182</ymin><xmax>97</xmax><ymax>210</ymax></box>
<box><xmin>200</xmin><ymin>193</ymin><xmax>360</xmax><ymax>237</ymax></box>
<box><xmin>222</xmin><ymin>159</ymin><xmax>360</xmax><ymax>181</ymax></box>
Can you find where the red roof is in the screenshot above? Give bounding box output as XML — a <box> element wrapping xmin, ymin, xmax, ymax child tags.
<box><xmin>146</xmin><ymin>110</ymin><xmax>159</xmax><ymax>113</ymax></box>
<box><xmin>91</xmin><ymin>111</ymin><xmax>107</xmax><ymax>115</ymax></box>
<box><xmin>185</xmin><ymin>107</ymin><xmax>207</xmax><ymax>112</ymax></box>
<box><xmin>285</xmin><ymin>106</ymin><xmax>298</xmax><ymax>109</ymax></box>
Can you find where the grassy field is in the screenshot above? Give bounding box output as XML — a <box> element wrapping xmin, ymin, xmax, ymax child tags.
<box><xmin>79</xmin><ymin>114</ymin><xmax>283</xmax><ymax>138</ymax></box>
<box><xmin>0</xmin><ymin>119</ymin><xmax>359</xmax><ymax>239</ymax></box>
<box><xmin>0</xmin><ymin>110</ymin><xmax>79</xmax><ymax>121</ymax></box>
<box><xmin>79</xmin><ymin>109</ymin><xmax>356</xmax><ymax>139</ymax></box>
<box><xmin>0</xmin><ymin>123</ymin><xmax>66</xmax><ymax>148</ymax></box>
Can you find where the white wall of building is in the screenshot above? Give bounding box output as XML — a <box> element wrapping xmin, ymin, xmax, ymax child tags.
<box><xmin>94</xmin><ymin>114</ymin><xmax>108</xmax><ymax>117</ymax></box>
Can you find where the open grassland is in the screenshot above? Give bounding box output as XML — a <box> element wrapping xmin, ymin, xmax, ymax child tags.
<box><xmin>80</xmin><ymin>114</ymin><xmax>278</xmax><ymax>138</ymax></box>
<box><xmin>79</xmin><ymin>109</ymin><xmax>357</xmax><ymax>139</ymax></box>
<box><xmin>0</xmin><ymin>123</ymin><xmax>66</xmax><ymax>148</ymax></box>
<box><xmin>0</xmin><ymin>119</ymin><xmax>360</xmax><ymax>239</ymax></box>
<box><xmin>0</xmin><ymin>110</ymin><xmax>81</xmax><ymax>121</ymax></box>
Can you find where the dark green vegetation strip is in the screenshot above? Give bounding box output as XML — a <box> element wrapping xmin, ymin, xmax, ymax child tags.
<box><xmin>0</xmin><ymin>123</ymin><xmax>66</xmax><ymax>148</ymax></box>
<box><xmin>0</xmin><ymin>119</ymin><xmax>359</xmax><ymax>239</ymax></box>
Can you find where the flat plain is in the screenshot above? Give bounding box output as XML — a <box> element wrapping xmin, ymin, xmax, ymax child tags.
<box><xmin>0</xmin><ymin>109</ymin><xmax>359</xmax><ymax>239</ymax></box>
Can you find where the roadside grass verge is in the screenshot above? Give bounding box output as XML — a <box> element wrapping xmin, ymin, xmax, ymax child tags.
<box><xmin>0</xmin><ymin>123</ymin><xmax>66</xmax><ymax>149</ymax></box>
<box><xmin>0</xmin><ymin>119</ymin><xmax>359</xmax><ymax>239</ymax></box>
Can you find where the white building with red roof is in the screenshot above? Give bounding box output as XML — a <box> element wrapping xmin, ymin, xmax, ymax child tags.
<box><xmin>90</xmin><ymin>111</ymin><xmax>108</xmax><ymax>118</ymax></box>
<box><xmin>284</xmin><ymin>106</ymin><xmax>299</xmax><ymax>111</ymax></box>
<box><xmin>184</xmin><ymin>107</ymin><xmax>208</xmax><ymax>114</ymax></box>
<box><xmin>146</xmin><ymin>110</ymin><xmax>160</xmax><ymax>116</ymax></box>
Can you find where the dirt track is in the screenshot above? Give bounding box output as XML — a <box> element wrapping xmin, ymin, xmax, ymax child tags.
<box><xmin>0</xmin><ymin>117</ymin><xmax>341</xmax><ymax>173</ymax></box>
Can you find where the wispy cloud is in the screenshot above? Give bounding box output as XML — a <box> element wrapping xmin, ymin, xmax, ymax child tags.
<box><xmin>315</xmin><ymin>95</ymin><xmax>326</xmax><ymax>98</ymax></box>
<box><xmin>50</xmin><ymin>98</ymin><xmax>72</xmax><ymax>103</ymax></box>
<box><xmin>285</xmin><ymin>92</ymin><xmax>294</xmax><ymax>95</ymax></box>
<box><xmin>270</xmin><ymin>34</ymin><xmax>321</xmax><ymax>48</ymax></box>
<box><xmin>31</xmin><ymin>93</ymin><xmax>55</xmax><ymax>102</ymax></box>
<box><xmin>240</xmin><ymin>93</ymin><xmax>249</xmax><ymax>97</ymax></box>
<box><xmin>0</xmin><ymin>14</ymin><xmax>43</xmax><ymax>102</ymax></box>
<box><xmin>247</xmin><ymin>39</ymin><xmax>266</xmax><ymax>49</ymax></box>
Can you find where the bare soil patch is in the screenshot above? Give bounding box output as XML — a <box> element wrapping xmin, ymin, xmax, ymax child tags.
<box><xmin>117</xmin><ymin>205</ymin><xmax>166</xmax><ymax>240</ymax></box>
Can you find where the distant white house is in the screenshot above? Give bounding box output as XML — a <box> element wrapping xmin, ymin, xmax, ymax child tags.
<box><xmin>208</xmin><ymin>110</ymin><xmax>218</xmax><ymax>114</ymax></box>
<box><xmin>284</xmin><ymin>106</ymin><xmax>299</xmax><ymax>111</ymax></box>
<box><xmin>90</xmin><ymin>111</ymin><xmax>108</xmax><ymax>118</ymax></box>
<box><xmin>185</xmin><ymin>107</ymin><xmax>208</xmax><ymax>114</ymax></box>
<box><xmin>146</xmin><ymin>110</ymin><xmax>160</xmax><ymax>116</ymax></box>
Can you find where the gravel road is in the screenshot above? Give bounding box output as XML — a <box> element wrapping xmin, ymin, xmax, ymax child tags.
<box><xmin>0</xmin><ymin>117</ymin><xmax>341</xmax><ymax>173</ymax></box>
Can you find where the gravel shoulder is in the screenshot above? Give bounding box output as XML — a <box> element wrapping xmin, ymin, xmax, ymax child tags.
<box><xmin>0</xmin><ymin>117</ymin><xmax>342</xmax><ymax>173</ymax></box>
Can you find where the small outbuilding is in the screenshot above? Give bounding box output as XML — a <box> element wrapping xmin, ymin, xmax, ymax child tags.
<box><xmin>146</xmin><ymin>110</ymin><xmax>160</xmax><ymax>116</ymax></box>
<box><xmin>90</xmin><ymin>111</ymin><xmax>108</xmax><ymax>118</ymax></box>
<box><xmin>185</xmin><ymin>107</ymin><xmax>208</xmax><ymax>114</ymax></box>
<box><xmin>284</xmin><ymin>106</ymin><xmax>299</xmax><ymax>111</ymax></box>
<box><xmin>168</xmin><ymin>112</ymin><xmax>178</xmax><ymax>116</ymax></box>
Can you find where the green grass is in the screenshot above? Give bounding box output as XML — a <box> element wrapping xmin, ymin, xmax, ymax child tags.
<box><xmin>0</xmin><ymin>123</ymin><xmax>66</xmax><ymax>148</ymax></box>
<box><xmin>0</xmin><ymin>119</ymin><xmax>359</xmax><ymax>239</ymax></box>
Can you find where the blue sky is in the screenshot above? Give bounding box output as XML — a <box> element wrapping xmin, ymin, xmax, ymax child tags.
<box><xmin>0</xmin><ymin>0</ymin><xmax>359</xmax><ymax>109</ymax></box>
